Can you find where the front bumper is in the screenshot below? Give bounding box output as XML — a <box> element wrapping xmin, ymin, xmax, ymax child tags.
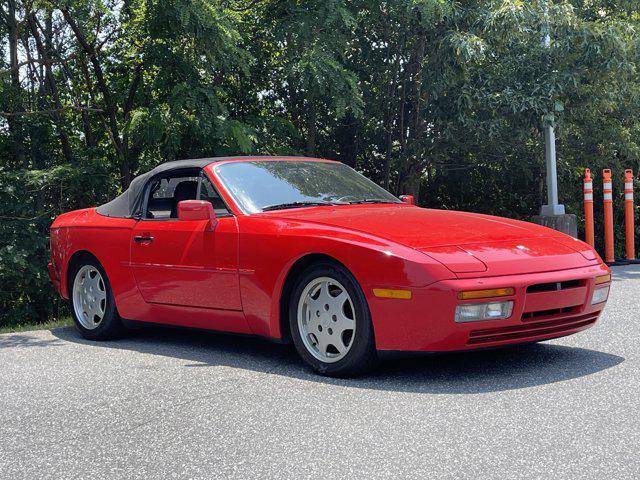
<box><xmin>371</xmin><ymin>263</ymin><xmax>610</xmax><ymax>352</ymax></box>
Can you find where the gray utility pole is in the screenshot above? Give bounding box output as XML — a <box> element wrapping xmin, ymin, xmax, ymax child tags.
<box><xmin>540</xmin><ymin>0</ymin><xmax>565</xmax><ymax>216</ymax></box>
<box><xmin>532</xmin><ymin>1</ymin><xmax>575</xmax><ymax>236</ymax></box>
<box><xmin>541</xmin><ymin>125</ymin><xmax>565</xmax><ymax>215</ymax></box>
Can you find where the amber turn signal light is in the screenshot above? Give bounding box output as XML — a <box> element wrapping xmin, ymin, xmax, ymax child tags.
<box><xmin>457</xmin><ymin>287</ymin><xmax>515</xmax><ymax>300</ymax></box>
<box><xmin>373</xmin><ymin>288</ymin><xmax>412</xmax><ymax>300</ymax></box>
<box><xmin>595</xmin><ymin>274</ymin><xmax>612</xmax><ymax>285</ymax></box>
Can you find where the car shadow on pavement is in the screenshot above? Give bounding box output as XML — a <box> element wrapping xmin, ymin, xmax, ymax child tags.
<box><xmin>0</xmin><ymin>334</ymin><xmax>65</xmax><ymax>349</ymax></box>
<box><xmin>50</xmin><ymin>325</ymin><xmax>624</xmax><ymax>395</ymax></box>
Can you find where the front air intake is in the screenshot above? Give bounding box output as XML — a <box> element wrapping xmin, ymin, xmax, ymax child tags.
<box><xmin>526</xmin><ymin>279</ymin><xmax>583</xmax><ymax>293</ymax></box>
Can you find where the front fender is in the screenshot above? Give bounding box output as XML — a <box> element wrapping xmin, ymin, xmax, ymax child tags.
<box><xmin>236</xmin><ymin>216</ymin><xmax>455</xmax><ymax>339</ymax></box>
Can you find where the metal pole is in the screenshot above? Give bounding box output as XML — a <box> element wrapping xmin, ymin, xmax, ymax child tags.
<box><xmin>541</xmin><ymin>126</ymin><xmax>564</xmax><ymax>215</ymax></box>
<box><xmin>540</xmin><ymin>0</ymin><xmax>565</xmax><ymax>216</ymax></box>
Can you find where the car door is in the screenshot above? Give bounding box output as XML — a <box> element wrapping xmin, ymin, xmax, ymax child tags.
<box><xmin>130</xmin><ymin>170</ymin><xmax>242</xmax><ymax>311</ymax></box>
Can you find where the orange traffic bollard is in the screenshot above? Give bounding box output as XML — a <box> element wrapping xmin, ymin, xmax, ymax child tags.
<box><xmin>624</xmin><ymin>169</ymin><xmax>635</xmax><ymax>260</ymax></box>
<box><xmin>603</xmin><ymin>169</ymin><xmax>615</xmax><ymax>263</ymax></box>
<box><xmin>583</xmin><ymin>169</ymin><xmax>595</xmax><ymax>247</ymax></box>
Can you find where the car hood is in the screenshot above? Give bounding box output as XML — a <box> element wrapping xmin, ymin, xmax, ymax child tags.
<box><xmin>265</xmin><ymin>205</ymin><xmax>599</xmax><ymax>276</ymax></box>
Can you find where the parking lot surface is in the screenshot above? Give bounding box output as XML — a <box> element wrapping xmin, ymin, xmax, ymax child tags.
<box><xmin>1</xmin><ymin>266</ymin><xmax>639</xmax><ymax>479</ymax></box>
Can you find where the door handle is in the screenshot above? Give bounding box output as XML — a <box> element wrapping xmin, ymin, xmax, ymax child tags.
<box><xmin>133</xmin><ymin>235</ymin><xmax>154</xmax><ymax>243</ymax></box>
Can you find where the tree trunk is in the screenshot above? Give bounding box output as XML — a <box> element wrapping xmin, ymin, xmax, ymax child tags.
<box><xmin>384</xmin><ymin>53</ymin><xmax>401</xmax><ymax>190</ymax></box>
<box><xmin>61</xmin><ymin>7</ymin><xmax>128</xmax><ymax>185</ymax></box>
<box><xmin>26</xmin><ymin>11</ymin><xmax>74</xmax><ymax>163</ymax></box>
<box><xmin>120</xmin><ymin>62</ymin><xmax>144</xmax><ymax>187</ymax></box>
<box><xmin>22</xmin><ymin>41</ymin><xmax>48</xmax><ymax>215</ymax></box>
<box><xmin>62</xmin><ymin>7</ymin><xmax>144</xmax><ymax>188</ymax></box>
<box><xmin>337</xmin><ymin>113</ymin><xmax>357</xmax><ymax>167</ymax></box>
<box><xmin>5</xmin><ymin>0</ymin><xmax>27</xmax><ymax>165</ymax></box>
<box><xmin>305</xmin><ymin>101</ymin><xmax>317</xmax><ymax>157</ymax></box>
<box><xmin>77</xmin><ymin>55</ymin><xmax>97</xmax><ymax>148</ymax></box>
<box><xmin>398</xmin><ymin>30</ymin><xmax>427</xmax><ymax>197</ymax></box>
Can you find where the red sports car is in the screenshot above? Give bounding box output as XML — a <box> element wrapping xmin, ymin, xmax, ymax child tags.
<box><xmin>49</xmin><ymin>156</ymin><xmax>611</xmax><ymax>376</ymax></box>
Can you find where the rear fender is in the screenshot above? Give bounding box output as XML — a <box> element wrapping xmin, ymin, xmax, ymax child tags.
<box><xmin>51</xmin><ymin>209</ymin><xmax>139</xmax><ymax>312</ymax></box>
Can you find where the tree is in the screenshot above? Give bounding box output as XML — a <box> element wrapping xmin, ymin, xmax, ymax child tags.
<box><xmin>1</xmin><ymin>0</ymin><xmax>640</xmax><ymax>327</ymax></box>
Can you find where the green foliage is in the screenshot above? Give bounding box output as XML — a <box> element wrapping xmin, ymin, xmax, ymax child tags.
<box><xmin>0</xmin><ymin>159</ymin><xmax>113</xmax><ymax>324</ymax></box>
<box><xmin>0</xmin><ymin>317</ymin><xmax>72</xmax><ymax>334</ymax></box>
<box><xmin>1</xmin><ymin>0</ymin><xmax>640</xmax><ymax>326</ymax></box>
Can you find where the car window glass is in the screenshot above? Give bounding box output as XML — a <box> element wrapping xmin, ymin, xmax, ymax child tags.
<box><xmin>199</xmin><ymin>176</ymin><xmax>230</xmax><ymax>217</ymax></box>
<box><xmin>146</xmin><ymin>175</ymin><xmax>199</xmax><ymax>219</ymax></box>
<box><xmin>214</xmin><ymin>161</ymin><xmax>400</xmax><ymax>213</ymax></box>
<box><xmin>152</xmin><ymin>176</ymin><xmax>198</xmax><ymax>199</ymax></box>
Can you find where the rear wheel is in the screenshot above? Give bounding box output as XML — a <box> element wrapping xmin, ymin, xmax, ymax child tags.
<box><xmin>69</xmin><ymin>257</ymin><xmax>126</xmax><ymax>340</ymax></box>
<box><xmin>289</xmin><ymin>262</ymin><xmax>377</xmax><ymax>377</ymax></box>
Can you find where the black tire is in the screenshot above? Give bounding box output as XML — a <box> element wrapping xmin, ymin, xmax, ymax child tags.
<box><xmin>67</xmin><ymin>256</ymin><xmax>126</xmax><ymax>340</ymax></box>
<box><xmin>289</xmin><ymin>262</ymin><xmax>378</xmax><ymax>377</ymax></box>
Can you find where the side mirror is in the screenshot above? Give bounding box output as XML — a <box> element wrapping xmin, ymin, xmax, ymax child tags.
<box><xmin>400</xmin><ymin>195</ymin><xmax>415</xmax><ymax>205</ymax></box>
<box><xmin>178</xmin><ymin>200</ymin><xmax>217</xmax><ymax>230</ymax></box>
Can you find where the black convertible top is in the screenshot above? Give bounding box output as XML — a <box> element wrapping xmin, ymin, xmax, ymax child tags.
<box><xmin>96</xmin><ymin>157</ymin><xmax>226</xmax><ymax>218</ymax></box>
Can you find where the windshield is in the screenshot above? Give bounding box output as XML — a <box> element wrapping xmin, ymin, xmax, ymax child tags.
<box><xmin>214</xmin><ymin>160</ymin><xmax>401</xmax><ymax>213</ymax></box>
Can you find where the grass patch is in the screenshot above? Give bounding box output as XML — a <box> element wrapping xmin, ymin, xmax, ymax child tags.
<box><xmin>0</xmin><ymin>317</ymin><xmax>73</xmax><ymax>334</ymax></box>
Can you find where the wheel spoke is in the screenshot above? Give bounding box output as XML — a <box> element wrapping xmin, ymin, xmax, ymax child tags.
<box><xmin>333</xmin><ymin>338</ymin><xmax>348</xmax><ymax>355</ymax></box>
<box><xmin>90</xmin><ymin>270</ymin><xmax>101</xmax><ymax>290</ymax></box>
<box><xmin>329</xmin><ymin>291</ymin><xmax>348</xmax><ymax>312</ymax></box>
<box><xmin>85</xmin><ymin>303</ymin><xmax>96</xmax><ymax>322</ymax></box>
<box><xmin>95</xmin><ymin>288</ymin><xmax>106</xmax><ymax>303</ymax></box>
<box><xmin>306</xmin><ymin>297</ymin><xmax>320</xmax><ymax>316</ymax></box>
<box><xmin>318</xmin><ymin>282</ymin><xmax>331</xmax><ymax>304</ymax></box>
<box><xmin>314</xmin><ymin>332</ymin><xmax>329</xmax><ymax>355</ymax></box>
<box><xmin>334</xmin><ymin>312</ymin><xmax>355</xmax><ymax>335</ymax></box>
<box><xmin>96</xmin><ymin>301</ymin><xmax>105</xmax><ymax>317</ymax></box>
<box><xmin>306</xmin><ymin>316</ymin><xmax>320</xmax><ymax>334</ymax></box>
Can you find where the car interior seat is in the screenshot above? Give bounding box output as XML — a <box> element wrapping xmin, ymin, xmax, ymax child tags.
<box><xmin>170</xmin><ymin>180</ymin><xmax>199</xmax><ymax>218</ymax></box>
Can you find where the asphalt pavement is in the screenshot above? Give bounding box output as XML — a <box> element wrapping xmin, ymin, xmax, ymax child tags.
<box><xmin>1</xmin><ymin>266</ymin><xmax>639</xmax><ymax>479</ymax></box>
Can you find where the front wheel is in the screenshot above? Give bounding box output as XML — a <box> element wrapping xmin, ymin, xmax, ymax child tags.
<box><xmin>69</xmin><ymin>257</ymin><xmax>126</xmax><ymax>340</ymax></box>
<box><xmin>289</xmin><ymin>262</ymin><xmax>377</xmax><ymax>377</ymax></box>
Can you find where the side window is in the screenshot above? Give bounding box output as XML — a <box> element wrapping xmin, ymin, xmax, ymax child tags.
<box><xmin>146</xmin><ymin>174</ymin><xmax>199</xmax><ymax>219</ymax></box>
<box><xmin>199</xmin><ymin>176</ymin><xmax>230</xmax><ymax>217</ymax></box>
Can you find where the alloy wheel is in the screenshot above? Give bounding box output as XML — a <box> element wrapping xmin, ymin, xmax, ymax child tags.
<box><xmin>72</xmin><ymin>265</ymin><xmax>107</xmax><ymax>330</ymax></box>
<box><xmin>297</xmin><ymin>276</ymin><xmax>356</xmax><ymax>363</ymax></box>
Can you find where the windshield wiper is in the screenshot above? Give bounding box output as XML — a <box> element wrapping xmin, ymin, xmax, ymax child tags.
<box><xmin>261</xmin><ymin>201</ymin><xmax>336</xmax><ymax>212</ymax></box>
<box><xmin>348</xmin><ymin>198</ymin><xmax>401</xmax><ymax>205</ymax></box>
